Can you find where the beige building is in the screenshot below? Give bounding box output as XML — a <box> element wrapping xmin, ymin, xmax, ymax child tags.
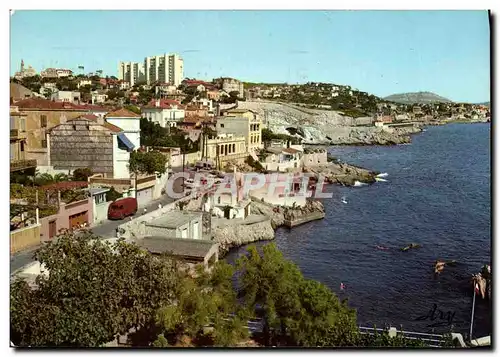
<box><xmin>201</xmin><ymin>133</ymin><xmax>247</xmax><ymax>164</ymax></box>
<box><xmin>218</xmin><ymin>109</ymin><xmax>263</xmax><ymax>152</ymax></box>
<box><xmin>144</xmin><ymin>53</ymin><xmax>184</xmax><ymax>86</ymax></box>
<box><xmin>10</xmin><ymin>106</ymin><xmax>37</xmax><ymax>173</ymax></box>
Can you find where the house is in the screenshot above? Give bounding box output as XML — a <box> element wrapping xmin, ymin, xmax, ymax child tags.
<box><xmin>50</xmin><ymin>90</ymin><xmax>81</xmax><ymax>104</ymax></box>
<box><xmin>104</xmin><ymin>108</ymin><xmax>142</xmax><ymax>150</ymax></box>
<box><xmin>261</xmin><ymin>147</ymin><xmax>303</xmax><ymax>172</ymax></box>
<box><xmin>117</xmin><ymin>80</ymin><xmax>130</xmax><ymax>90</ymax></box>
<box><xmin>374</xmin><ymin>115</ymin><xmax>393</xmax><ymax>127</ymax></box>
<box><xmin>217</xmin><ymin>109</ymin><xmax>263</xmax><ymax>152</ymax></box>
<box><xmin>247</xmin><ymin>172</ymin><xmax>308</xmax><ymax>207</ymax></box>
<box><xmin>47</xmin><ymin>114</ymin><xmax>133</xmax><ymax>178</ymax></box>
<box><xmin>39</xmin><ymin>82</ymin><xmax>58</xmax><ymax>98</ymax></box>
<box><xmin>145</xmin><ymin>211</ymin><xmax>203</xmax><ymax>239</ymax></box>
<box><xmin>213</xmin><ymin>77</ymin><xmax>244</xmax><ymax>96</ymax></box>
<box><xmin>10</xmin><ymin>106</ymin><xmax>37</xmax><ymax>173</ymax></box>
<box><xmin>192</xmin><ymin>97</ymin><xmax>215</xmax><ymax>116</ymax></box>
<box><xmin>88</xmin><ymin>187</ymin><xmax>111</xmax><ymax>225</ymax></box>
<box><xmin>182</xmin><ymin>79</ymin><xmax>217</xmax><ymax>92</ymax></box>
<box><xmin>91</xmin><ymin>90</ymin><xmax>108</xmax><ymax>104</ymax></box>
<box><xmin>141</xmin><ymin>99</ymin><xmax>186</xmax><ymax>128</ymax></box>
<box><xmin>185</xmin><ymin>103</ymin><xmax>209</xmax><ymax>118</ymax></box>
<box><xmin>40</xmin><ymin>68</ymin><xmax>73</xmax><ymax>78</ymax></box>
<box><xmin>14</xmin><ymin>98</ymin><xmax>101</xmax><ymax>166</ymax></box>
<box><xmin>77</xmin><ymin>79</ymin><xmax>93</xmax><ymax>89</ymax></box>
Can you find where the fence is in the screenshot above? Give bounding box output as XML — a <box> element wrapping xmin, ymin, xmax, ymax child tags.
<box><xmin>358</xmin><ymin>326</ymin><xmax>451</xmax><ymax>348</ymax></box>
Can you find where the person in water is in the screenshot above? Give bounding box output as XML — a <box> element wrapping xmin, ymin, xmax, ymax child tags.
<box><xmin>376</xmin><ymin>245</ymin><xmax>389</xmax><ymax>250</ymax></box>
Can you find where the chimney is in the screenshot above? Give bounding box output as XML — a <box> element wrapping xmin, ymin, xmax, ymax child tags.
<box><xmin>97</xmin><ymin>115</ymin><xmax>105</xmax><ymax>125</ymax></box>
<box><xmin>155</xmin><ymin>99</ymin><xmax>160</xmax><ymax>108</ymax></box>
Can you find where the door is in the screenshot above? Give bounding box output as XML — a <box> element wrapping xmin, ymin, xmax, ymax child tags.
<box><xmin>181</xmin><ymin>228</ymin><xmax>188</xmax><ymax>239</ymax></box>
<box><xmin>136</xmin><ymin>187</ymin><xmax>153</xmax><ymax>207</ymax></box>
<box><xmin>49</xmin><ymin>220</ymin><xmax>57</xmax><ymax>238</ymax></box>
<box><xmin>69</xmin><ymin>211</ymin><xmax>88</xmax><ymax>229</ymax></box>
<box><xmin>192</xmin><ymin>222</ymin><xmax>199</xmax><ymax>240</ymax></box>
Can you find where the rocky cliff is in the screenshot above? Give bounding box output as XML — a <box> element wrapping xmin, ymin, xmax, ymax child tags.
<box><xmin>237</xmin><ymin>101</ymin><xmax>421</xmax><ymax>145</ymax></box>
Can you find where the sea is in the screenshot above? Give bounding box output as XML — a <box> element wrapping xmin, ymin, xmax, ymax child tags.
<box><xmin>226</xmin><ymin>123</ymin><xmax>491</xmax><ymax>338</ymax></box>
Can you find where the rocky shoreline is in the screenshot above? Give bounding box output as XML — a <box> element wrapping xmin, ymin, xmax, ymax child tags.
<box><xmin>214</xmin><ymin>199</ymin><xmax>326</xmax><ymax>256</ymax></box>
<box><xmin>305</xmin><ymin>161</ymin><xmax>378</xmax><ymax>187</ymax></box>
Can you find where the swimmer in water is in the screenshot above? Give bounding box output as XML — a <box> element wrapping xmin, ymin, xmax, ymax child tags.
<box><xmin>376</xmin><ymin>245</ymin><xmax>389</xmax><ymax>250</ymax></box>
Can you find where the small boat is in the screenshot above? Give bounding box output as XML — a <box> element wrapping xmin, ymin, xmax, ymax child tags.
<box><xmin>341</xmin><ymin>197</ymin><xmax>347</xmax><ymax>204</ymax></box>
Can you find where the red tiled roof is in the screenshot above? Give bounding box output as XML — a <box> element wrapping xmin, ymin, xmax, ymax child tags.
<box><xmin>104</xmin><ymin>108</ymin><xmax>141</xmax><ymax>118</ymax></box>
<box><xmin>282</xmin><ymin>148</ymin><xmax>299</xmax><ymax>154</ymax></box>
<box><xmin>15</xmin><ymin>98</ymin><xmax>89</xmax><ymax>111</ymax></box>
<box><xmin>144</xmin><ymin>99</ymin><xmax>185</xmax><ymax>110</ymax></box>
<box><xmin>80</xmin><ymin>114</ymin><xmax>99</xmax><ymax>120</ymax></box>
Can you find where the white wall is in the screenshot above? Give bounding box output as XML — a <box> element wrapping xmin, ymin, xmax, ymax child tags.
<box><xmin>112</xmin><ymin>135</ymin><xmax>131</xmax><ymax>178</ymax></box>
<box><xmin>106</xmin><ymin>117</ymin><xmax>141</xmax><ymax>149</ymax></box>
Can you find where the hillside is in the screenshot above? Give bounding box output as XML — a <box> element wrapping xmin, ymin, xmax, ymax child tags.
<box><xmin>384</xmin><ymin>91</ymin><xmax>452</xmax><ymax>104</ymax></box>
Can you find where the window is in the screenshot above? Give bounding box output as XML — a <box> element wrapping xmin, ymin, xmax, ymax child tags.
<box><xmin>20</xmin><ymin>141</ymin><xmax>25</xmax><ymax>152</ymax></box>
<box><xmin>41</xmin><ymin>139</ymin><xmax>47</xmax><ymax>148</ymax></box>
<box><xmin>20</xmin><ymin>118</ymin><xmax>26</xmax><ymax>132</ymax></box>
<box><xmin>220</xmin><ymin>124</ymin><xmax>224</xmax><ymax>128</ymax></box>
<box><xmin>40</xmin><ymin>115</ymin><xmax>47</xmax><ymax>128</ymax></box>
<box><xmin>86</xmin><ymin>124</ymin><xmax>90</xmax><ymax>130</ymax></box>
<box><xmin>232</xmin><ymin>143</ymin><xmax>236</xmax><ymax>153</ymax></box>
<box><xmin>73</xmin><ymin>124</ymin><xmax>77</xmax><ymax>130</ymax></box>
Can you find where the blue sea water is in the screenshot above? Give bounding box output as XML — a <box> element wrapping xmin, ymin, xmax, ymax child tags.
<box><xmin>226</xmin><ymin>123</ymin><xmax>491</xmax><ymax>338</ymax></box>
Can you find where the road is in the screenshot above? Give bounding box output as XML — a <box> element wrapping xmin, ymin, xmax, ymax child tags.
<box><xmin>90</xmin><ymin>193</ymin><xmax>176</xmax><ymax>238</ymax></box>
<box><xmin>10</xmin><ymin>193</ymin><xmax>178</xmax><ymax>273</ymax></box>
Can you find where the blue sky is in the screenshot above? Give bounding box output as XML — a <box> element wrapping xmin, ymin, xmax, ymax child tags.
<box><xmin>10</xmin><ymin>10</ymin><xmax>490</xmax><ymax>102</ymax></box>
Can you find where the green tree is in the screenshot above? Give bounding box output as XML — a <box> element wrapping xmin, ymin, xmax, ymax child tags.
<box><xmin>72</xmin><ymin>168</ymin><xmax>93</xmax><ymax>181</ymax></box>
<box><xmin>155</xmin><ymin>262</ymin><xmax>248</xmax><ymax>346</ymax></box>
<box><xmin>129</xmin><ymin>151</ymin><xmax>167</xmax><ymax>175</ymax></box>
<box><xmin>105</xmin><ymin>187</ymin><xmax>123</xmax><ymax>202</ymax></box>
<box><xmin>237</xmin><ymin>243</ymin><xmax>358</xmax><ymax>347</ymax></box>
<box><xmin>10</xmin><ymin>231</ymin><xmax>180</xmax><ymax>347</ymax></box>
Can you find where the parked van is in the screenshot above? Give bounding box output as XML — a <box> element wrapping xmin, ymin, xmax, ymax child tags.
<box><xmin>108</xmin><ymin>197</ymin><xmax>138</xmax><ymax>220</ymax></box>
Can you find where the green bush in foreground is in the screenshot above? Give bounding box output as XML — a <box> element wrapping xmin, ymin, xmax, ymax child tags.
<box><xmin>11</xmin><ymin>232</ymin><xmax>440</xmax><ymax>348</ymax></box>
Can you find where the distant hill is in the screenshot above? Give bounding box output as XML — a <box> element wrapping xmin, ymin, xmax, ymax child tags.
<box><xmin>384</xmin><ymin>91</ymin><xmax>453</xmax><ymax>104</ymax></box>
<box><xmin>476</xmin><ymin>101</ymin><xmax>490</xmax><ymax>107</ymax></box>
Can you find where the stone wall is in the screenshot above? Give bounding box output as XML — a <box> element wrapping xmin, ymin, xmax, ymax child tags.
<box><xmin>212</xmin><ymin>218</ymin><xmax>275</xmax><ymax>254</ymax></box>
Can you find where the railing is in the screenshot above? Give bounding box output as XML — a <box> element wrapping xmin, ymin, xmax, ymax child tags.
<box><xmin>358</xmin><ymin>326</ymin><xmax>448</xmax><ymax>348</ymax></box>
<box><xmin>10</xmin><ymin>159</ymin><xmax>37</xmax><ymax>172</ymax></box>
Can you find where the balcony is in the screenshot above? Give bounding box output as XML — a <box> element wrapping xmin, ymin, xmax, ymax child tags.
<box><xmin>10</xmin><ymin>159</ymin><xmax>37</xmax><ymax>172</ymax></box>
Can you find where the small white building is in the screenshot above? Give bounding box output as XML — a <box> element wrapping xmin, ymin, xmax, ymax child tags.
<box><xmin>88</xmin><ymin>187</ymin><xmax>110</xmax><ymax>225</ymax></box>
<box><xmin>50</xmin><ymin>90</ymin><xmax>81</xmax><ymax>104</ymax></box>
<box><xmin>105</xmin><ymin>108</ymin><xmax>142</xmax><ymax>150</ymax></box>
<box><xmin>91</xmin><ymin>91</ymin><xmax>108</xmax><ymax>104</ymax></box>
<box><xmin>141</xmin><ymin>99</ymin><xmax>185</xmax><ymax>128</ymax></box>
<box><xmin>77</xmin><ymin>79</ymin><xmax>93</xmax><ymax>89</ymax></box>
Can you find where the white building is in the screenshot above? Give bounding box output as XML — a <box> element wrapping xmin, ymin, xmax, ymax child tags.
<box><xmin>144</xmin><ymin>53</ymin><xmax>184</xmax><ymax>86</ymax></box>
<box><xmin>117</xmin><ymin>61</ymin><xmax>145</xmax><ymax>87</ymax></box>
<box><xmin>91</xmin><ymin>91</ymin><xmax>108</xmax><ymax>104</ymax></box>
<box><xmin>104</xmin><ymin>108</ymin><xmax>142</xmax><ymax>153</ymax></box>
<box><xmin>192</xmin><ymin>97</ymin><xmax>215</xmax><ymax>116</ymax></box>
<box><xmin>50</xmin><ymin>90</ymin><xmax>81</xmax><ymax>104</ymax></box>
<box><xmin>77</xmin><ymin>79</ymin><xmax>93</xmax><ymax>89</ymax></box>
<box><xmin>141</xmin><ymin>99</ymin><xmax>185</xmax><ymax>128</ymax></box>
